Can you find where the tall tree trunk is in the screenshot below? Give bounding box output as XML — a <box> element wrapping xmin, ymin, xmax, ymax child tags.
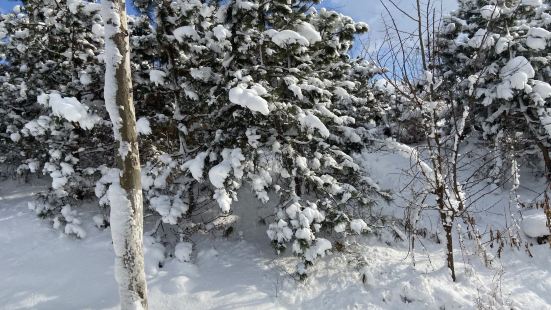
<box><xmin>102</xmin><ymin>0</ymin><xmax>148</xmax><ymax>308</ymax></box>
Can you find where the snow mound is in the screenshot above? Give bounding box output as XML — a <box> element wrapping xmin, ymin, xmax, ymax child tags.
<box><xmin>175</xmin><ymin>242</ymin><xmax>193</xmax><ymax>262</ymax></box>
<box><xmin>522</xmin><ymin>210</ymin><xmax>550</xmax><ymax>238</ymax></box>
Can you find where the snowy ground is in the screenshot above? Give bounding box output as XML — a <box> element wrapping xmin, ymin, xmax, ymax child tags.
<box><xmin>1</xmin><ymin>147</ymin><xmax>551</xmax><ymax>309</ymax></box>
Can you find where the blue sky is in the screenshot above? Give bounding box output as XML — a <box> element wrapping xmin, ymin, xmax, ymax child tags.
<box><xmin>0</xmin><ymin>0</ymin><xmax>457</xmax><ymax>29</ymax></box>
<box><xmin>0</xmin><ymin>0</ymin><xmax>457</xmax><ymax>56</ymax></box>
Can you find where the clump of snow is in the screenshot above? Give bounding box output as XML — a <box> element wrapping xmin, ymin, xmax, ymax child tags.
<box><xmin>212</xmin><ymin>25</ymin><xmax>230</xmax><ymax>41</ymax></box>
<box><xmin>495</xmin><ymin>56</ymin><xmax>536</xmax><ymax>99</ymax></box>
<box><xmin>173</xmin><ymin>26</ymin><xmax>199</xmax><ymax>42</ymax></box>
<box><xmin>136</xmin><ymin>117</ymin><xmax>151</xmax><ymax>135</ymax></box>
<box><xmin>295</xmin><ymin>22</ymin><xmax>321</xmax><ymax>44</ymax></box>
<box><xmin>495</xmin><ymin>35</ymin><xmax>511</xmax><ymax>54</ymax></box>
<box><xmin>213</xmin><ymin>189</ymin><xmax>232</xmax><ymax>213</ymax></box>
<box><xmin>298</xmin><ymin>110</ymin><xmax>330</xmax><ymax>138</ymax></box>
<box><xmin>521</xmin><ymin>209</ymin><xmax>550</xmax><ymax>238</ymax></box>
<box><xmin>60</xmin><ymin>205</ymin><xmax>86</xmax><ymax>238</ymax></box>
<box><xmin>92</xmin><ymin>23</ymin><xmax>104</xmax><ymax>38</ymax></box>
<box><xmin>190</xmin><ymin>67</ymin><xmax>212</xmax><ymax>82</ymax></box>
<box><xmin>229</xmin><ymin>86</ymin><xmax>270</xmax><ymax>115</ymax></box>
<box><xmin>500</xmin><ymin>56</ymin><xmax>535</xmax><ymax>79</ymax></box>
<box><xmin>521</xmin><ymin>0</ymin><xmax>542</xmax><ymax>7</ymax></box>
<box><xmin>150</xmin><ymin>195</ymin><xmax>188</xmax><ymax>225</ymax></box>
<box><xmin>526</xmin><ymin>27</ymin><xmax>550</xmax><ymax>50</ymax></box>
<box><xmin>79</xmin><ymin>71</ymin><xmax>92</xmax><ymax>86</ymax></box>
<box><xmin>350</xmin><ymin>219</ymin><xmax>368</xmax><ymax>234</ymax></box>
<box><xmin>468</xmin><ymin>29</ymin><xmax>495</xmax><ymax>49</ymax></box>
<box><xmin>304</xmin><ymin>238</ymin><xmax>332</xmax><ymax>262</ymax></box>
<box><xmin>42</xmin><ymin>93</ymin><xmax>100</xmax><ymax>129</ymax></box>
<box><xmin>532</xmin><ymin>81</ymin><xmax>551</xmax><ymax>100</ymax></box>
<box><xmin>209</xmin><ymin>148</ymin><xmax>244</xmax><ymax>188</ymax></box>
<box><xmin>267</xmin><ymin>219</ymin><xmax>293</xmax><ymax>243</ymax></box>
<box><xmin>480</xmin><ymin>5</ymin><xmax>500</xmax><ymax>20</ymax></box>
<box><xmin>93</xmin><ymin>214</ymin><xmax>108</xmax><ymax>229</ymax></box>
<box><xmin>272</xmin><ymin>30</ymin><xmax>310</xmax><ymax>47</ymax></box>
<box><xmin>175</xmin><ymin>242</ymin><xmax>193</xmax><ymax>262</ymax></box>
<box><xmin>150</xmin><ymin>70</ymin><xmax>167</xmax><ymax>86</ymax></box>
<box><xmin>181</xmin><ymin>152</ymin><xmax>208</xmax><ymax>182</ymax></box>
<box><xmin>10</xmin><ymin>132</ymin><xmax>21</xmax><ymax>142</ymax></box>
<box><xmin>235</xmin><ymin>0</ymin><xmax>257</xmax><ymax>10</ymax></box>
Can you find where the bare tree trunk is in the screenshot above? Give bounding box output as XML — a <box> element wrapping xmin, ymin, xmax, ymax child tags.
<box><xmin>442</xmin><ymin>222</ymin><xmax>456</xmax><ymax>282</ymax></box>
<box><xmin>102</xmin><ymin>0</ymin><xmax>148</xmax><ymax>308</ymax></box>
<box><xmin>537</xmin><ymin>142</ymin><xmax>551</xmax><ymax>181</ymax></box>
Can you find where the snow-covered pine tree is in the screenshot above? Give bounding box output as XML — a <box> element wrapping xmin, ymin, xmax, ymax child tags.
<box><xmin>149</xmin><ymin>0</ymin><xmax>380</xmax><ymax>273</ymax></box>
<box><xmin>0</xmin><ymin>0</ymin><xmax>108</xmax><ymax>236</ymax></box>
<box><xmin>438</xmin><ymin>0</ymin><xmax>551</xmax><ymax>179</ymax></box>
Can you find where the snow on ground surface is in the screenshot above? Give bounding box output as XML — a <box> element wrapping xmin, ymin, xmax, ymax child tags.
<box><xmin>1</xmin><ymin>145</ymin><xmax>551</xmax><ymax>309</ymax></box>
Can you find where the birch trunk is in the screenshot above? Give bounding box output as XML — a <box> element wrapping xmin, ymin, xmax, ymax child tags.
<box><xmin>101</xmin><ymin>0</ymin><xmax>148</xmax><ymax>308</ymax></box>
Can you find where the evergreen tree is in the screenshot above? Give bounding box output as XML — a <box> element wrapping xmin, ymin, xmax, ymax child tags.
<box><xmin>149</xmin><ymin>0</ymin><xmax>380</xmax><ymax>273</ymax></box>
<box><xmin>438</xmin><ymin>0</ymin><xmax>551</xmax><ymax>179</ymax></box>
<box><xmin>0</xmin><ymin>0</ymin><xmax>108</xmax><ymax>236</ymax></box>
